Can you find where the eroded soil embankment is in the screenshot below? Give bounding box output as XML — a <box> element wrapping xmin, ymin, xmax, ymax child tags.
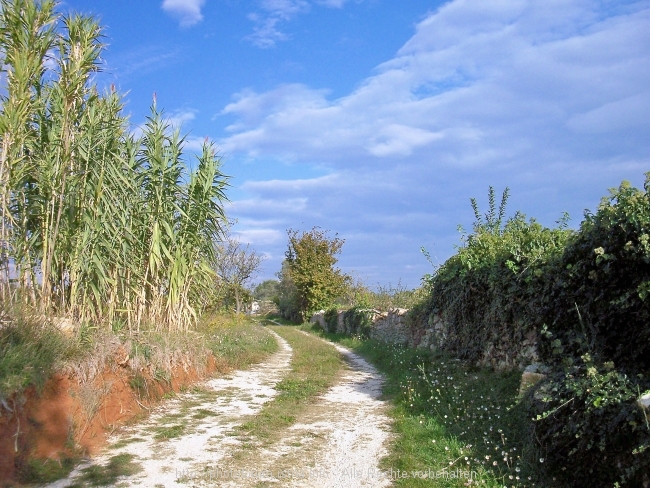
<box><xmin>0</xmin><ymin>352</ymin><xmax>227</xmax><ymax>483</ymax></box>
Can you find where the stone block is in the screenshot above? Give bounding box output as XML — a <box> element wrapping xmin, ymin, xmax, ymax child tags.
<box><xmin>638</xmin><ymin>392</ymin><xmax>650</xmax><ymax>411</ymax></box>
<box><xmin>518</xmin><ymin>363</ymin><xmax>549</xmax><ymax>397</ymax></box>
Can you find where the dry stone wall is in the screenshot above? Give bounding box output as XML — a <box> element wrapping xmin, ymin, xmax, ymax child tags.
<box><xmin>310</xmin><ymin>308</ymin><xmax>449</xmax><ymax>351</ymax></box>
<box><xmin>311</xmin><ymin>308</ymin><xmax>539</xmax><ymax>370</ymax></box>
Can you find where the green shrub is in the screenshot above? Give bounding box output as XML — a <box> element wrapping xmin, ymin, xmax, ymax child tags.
<box><xmin>414</xmin><ymin>177</ymin><xmax>650</xmax><ymax>486</ymax></box>
<box><xmin>538</xmin><ymin>177</ymin><xmax>650</xmax><ymax>373</ymax></box>
<box><xmin>324</xmin><ymin>308</ymin><xmax>338</xmax><ymax>331</ymax></box>
<box><xmin>343</xmin><ymin>307</ymin><xmax>374</xmax><ymax>338</ymax></box>
<box><xmin>529</xmin><ymin>353</ymin><xmax>650</xmax><ymax>487</ymax></box>
<box><xmin>529</xmin><ymin>176</ymin><xmax>650</xmax><ymax>486</ymax></box>
<box><xmin>412</xmin><ymin>187</ymin><xmax>571</xmax><ymax>363</ymax></box>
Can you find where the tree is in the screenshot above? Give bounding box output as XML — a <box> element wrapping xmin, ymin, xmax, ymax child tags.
<box><xmin>284</xmin><ymin>227</ymin><xmax>351</xmax><ymax>321</ymax></box>
<box><xmin>276</xmin><ymin>261</ymin><xmax>300</xmax><ymax>321</ymax></box>
<box><xmin>212</xmin><ymin>237</ymin><xmax>264</xmax><ymax>314</ymax></box>
<box><xmin>253</xmin><ymin>279</ymin><xmax>279</xmax><ymax>302</ymax></box>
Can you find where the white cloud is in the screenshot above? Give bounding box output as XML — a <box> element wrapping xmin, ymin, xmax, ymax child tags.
<box><xmin>224</xmin><ymin>0</ymin><xmax>650</xmax><ymax>286</ymax></box>
<box><xmin>246</xmin><ymin>1</ymin><xmax>308</xmax><ymax>47</ymax></box>
<box><xmin>367</xmin><ymin>125</ymin><xmax>444</xmax><ymax>157</ymax></box>
<box><xmin>241</xmin><ymin>174</ymin><xmax>338</xmax><ymax>192</ymax></box>
<box><xmin>162</xmin><ymin>0</ymin><xmax>206</xmax><ymax>27</ymax></box>
<box><xmin>260</xmin><ymin>0</ymin><xmax>309</xmax><ymax>19</ymax></box>
<box><xmin>223</xmin><ymin>0</ymin><xmax>650</xmax><ymax>167</ymax></box>
<box><xmin>230</xmin><ymin>196</ymin><xmax>310</xmax><ymax>214</ymax></box>
<box><xmin>566</xmin><ymin>93</ymin><xmax>650</xmax><ymax>134</ymax></box>
<box><xmin>167</xmin><ymin>109</ymin><xmax>197</xmax><ymax>128</ymax></box>
<box><xmin>245</xmin><ymin>0</ymin><xmax>357</xmax><ymax>47</ymax></box>
<box><xmin>232</xmin><ymin>229</ymin><xmax>284</xmax><ymax>246</ymax></box>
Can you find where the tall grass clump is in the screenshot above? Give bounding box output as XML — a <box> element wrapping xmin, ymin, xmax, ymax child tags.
<box><xmin>0</xmin><ymin>308</ymin><xmax>72</xmax><ymax>402</ymax></box>
<box><xmin>0</xmin><ymin>0</ymin><xmax>228</xmax><ymax>332</ymax></box>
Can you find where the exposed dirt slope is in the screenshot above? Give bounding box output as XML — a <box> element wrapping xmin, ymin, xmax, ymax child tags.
<box><xmin>0</xmin><ymin>351</ymin><xmax>225</xmax><ymax>483</ymax></box>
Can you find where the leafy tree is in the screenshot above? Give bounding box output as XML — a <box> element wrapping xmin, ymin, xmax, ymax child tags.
<box><xmin>276</xmin><ymin>261</ymin><xmax>300</xmax><ymax>321</ymax></box>
<box><xmin>212</xmin><ymin>236</ymin><xmax>264</xmax><ymax>314</ymax></box>
<box><xmin>253</xmin><ymin>279</ymin><xmax>279</xmax><ymax>302</ymax></box>
<box><xmin>283</xmin><ymin>227</ymin><xmax>351</xmax><ymax>321</ymax></box>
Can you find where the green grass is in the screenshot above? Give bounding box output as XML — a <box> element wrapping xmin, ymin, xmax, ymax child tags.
<box><xmin>152</xmin><ymin>424</ymin><xmax>186</xmax><ymax>440</ymax></box>
<box><xmin>234</xmin><ymin>323</ymin><xmax>343</xmax><ymax>444</ymax></box>
<box><xmin>262</xmin><ymin>313</ymin><xmax>295</xmax><ymax>325</ymax></box>
<box><xmin>201</xmin><ymin>315</ymin><xmax>279</xmax><ymax>370</ymax></box>
<box><xmin>17</xmin><ymin>456</ymin><xmax>79</xmax><ymax>484</ymax></box>
<box><xmin>301</xmin><ymin>324</ymin><xmax>550</xmax><ymax>487</ymax></box>
<box><xmin>193</xmin><ymin>408</ymin><xmax>219</xmax><ymax>419</ymax></box>
<box><xmin>0</xmin><ymin>313</ymin><xmax>73</xmax><ymax>402</ymax></box>
<box><xmin>108</xmin><ymin>437</ymin><xmax>145</xmax><ymax>450</ymax></box>
<box><xmin>72</xmin><ymin>453</ymin><xmax>142</xmax><ymax>486</ymax></box>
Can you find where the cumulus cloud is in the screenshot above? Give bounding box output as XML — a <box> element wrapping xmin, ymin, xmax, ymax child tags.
<box><xmin>224</xmin><ymin>0</ymin><xmax>650</xmax><ymax>170</ymax></box>
<box><xmin>224</xmin><ymin>0</ymin><xmax>650</xmax><ymax>285</ymax></box>
<box><xmin>162</xmin><ymin>0</ymin><xmax>206</xmax><ymax>27</ymax></box>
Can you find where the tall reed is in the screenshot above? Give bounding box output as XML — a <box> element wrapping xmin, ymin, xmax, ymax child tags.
<box><xmin>0</xmin><ymin>0</ymin><xmax>228</xmax><ymax>331</ymax></box>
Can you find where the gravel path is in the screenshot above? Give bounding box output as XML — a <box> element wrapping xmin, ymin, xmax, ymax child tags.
<box><xmin>47</xmin><ymin>328</ymin><xmax>393</xmax><ymax>488</ymax></box>
<box><xmin>241</xmin><ymin>339</ymin><xmax>394</xmax><ymax>488</ymax></box>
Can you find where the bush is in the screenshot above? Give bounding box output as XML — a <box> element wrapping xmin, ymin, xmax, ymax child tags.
<box><xmin>412</xmin><ymin>187</ymin><xmax>571</xmax><ymax>364</ymax></box>
<box><xmin>414</xmin><ymin>177</ymin><xmax>650</xmax><ymax>486</ymax></box>
<box><xmin>343</xmin><ymin>307</ymin><xmax>374</xmax><ymax>338</ymax></box>
<box><xmin>324</xmin><ymin>308</ymin><xmax>338</xmax><ymax>331</ymax></box>
<box><xmin>538</xmin><ymin>177</ymin><xmax>650</xmax><ymax>373</ymax></box>
<box><xmin>529</xmin><ymin>353</ymin><xmax>650</xmax><ymax>487</ymax></box>
<box><xmin>528</xmin><ymin>176</ymin><xmax>650</xmax><ymax>486</ymax></box>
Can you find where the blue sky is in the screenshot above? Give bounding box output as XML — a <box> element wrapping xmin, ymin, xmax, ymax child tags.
<box><xmin>63</xmin><ymin>0</ymin><xmax>650</xmax><ymax>288</ymax></box>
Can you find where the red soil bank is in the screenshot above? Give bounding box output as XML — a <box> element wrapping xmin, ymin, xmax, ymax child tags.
<box><xmin>0</xmin><ymin>354</ymin><xmax>225</xmax><ymax>484</ymax></box>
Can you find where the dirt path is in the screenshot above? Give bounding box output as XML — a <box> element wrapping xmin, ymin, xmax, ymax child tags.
<box><xmin>47</xmin><ymin>328</ymin><xmax>393</xmax><ymax>488</ymax></box>
<box><xmin>216</xmin><ymin>336</ymin><xmax>394</xmax><ymax>488</ymax></box>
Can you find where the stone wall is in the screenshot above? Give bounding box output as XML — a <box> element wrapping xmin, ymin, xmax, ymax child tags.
<box><xmin>310</xmin><ymin>308</ymin><xmax>449</xmax><ymax>351</ymax></box>
<box><xmin>310</xmin><ymin>308</ymin><xmax>539</xmax><ymax>370</ymax></box>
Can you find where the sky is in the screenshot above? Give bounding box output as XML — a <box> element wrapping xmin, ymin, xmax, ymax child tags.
<box><xmin>61</xmin><ymin>0</ymin><xmax>650</xmax><ymax>288</ymax></box>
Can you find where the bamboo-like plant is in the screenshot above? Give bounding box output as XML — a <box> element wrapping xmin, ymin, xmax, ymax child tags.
<box><xmin>0</xmin><ymin>0</ymin><xmax>230</xmax><ymax>331</ymax></box>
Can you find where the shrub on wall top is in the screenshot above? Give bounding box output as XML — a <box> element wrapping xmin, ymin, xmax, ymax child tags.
<box><xmin>411</xmin><ymin>187</ymin><xmax>571</xmax><ymax>363</ymax></box>
<box><xmin>538</xmin><ymin>176</ymin><xmax>650</xmax><ymax>373</ymax></box>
